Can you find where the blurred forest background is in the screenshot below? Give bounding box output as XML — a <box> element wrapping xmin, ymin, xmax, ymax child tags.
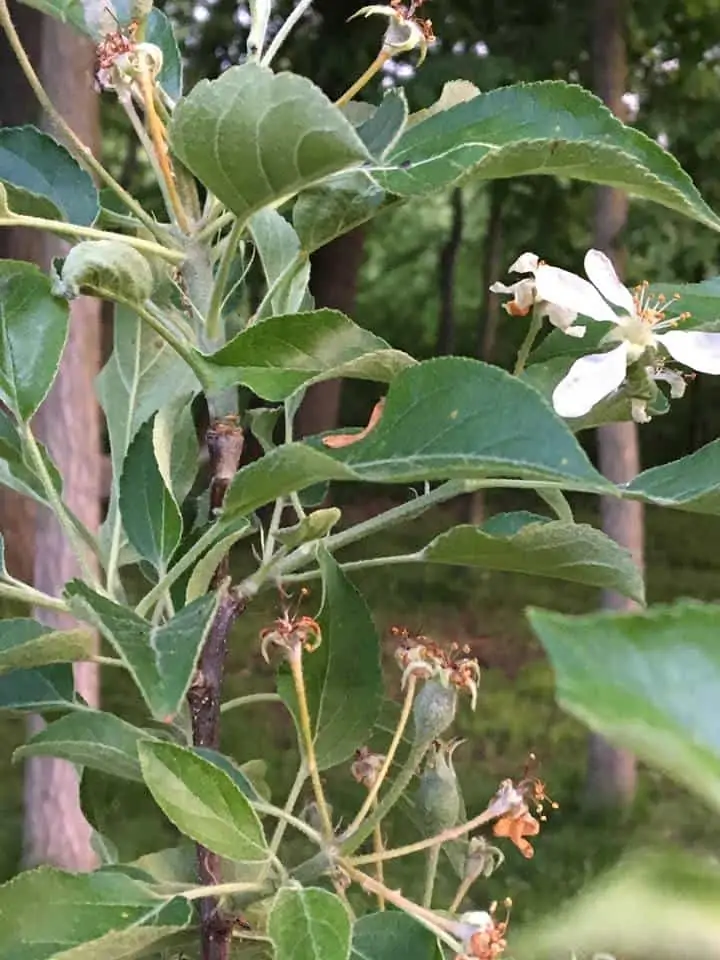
<box><xmin>2</xmin><ymin>0</ymin><xmax>720</xmax><ymax>927</ymax></box>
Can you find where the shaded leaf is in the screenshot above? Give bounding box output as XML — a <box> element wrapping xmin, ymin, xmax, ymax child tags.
<box><xmin>170</xmin><ymin>63</ymin><xmax>370</xmax><ymax>219</ymax></box>
<box><xmin>0</xmin><ymin>126</ymin><xmax>98</xmax><ymax>224</ymax></box>
<box><xmin>203</xmin><ymin>309</ymin><xmax>413</xmax><ymax>400</ymax></box>
<box><xmin>14</xmin><ymin>710</ymin><xmax>155</xmax><ymax>781</ymax></box>
<box><xmin>184</xmin><ymin>517</ymin><xmax>252</xmax><ymax>603</ymax></box>
<box><xmin>148</xmin><ymin>8</ymin><xmax>183</xmax><ymax>101</ymax></box>
<box><xmin>275</xmin><ymin>507</ymin><xmax>341</xmax><ymax>551</ymax></box>
<box><xmin>192</xmin><ymin>746</ymin><xmax>263</xmax><ymax>801</ymax></box>
<box><xmin>0</xmin><ymin>664</ymin><xmax>77</xmax><ymax>713</ymax></box>
<box><xmin>139</xmin><ymin>740</ymin><xmax>269</xmax><ymax>861</ymax></box>
<box><xmin>528</xmin><ymin>602</ymin><xmax>720</xmax><ymax>814</ymax></box>
<box><xmin>278</xmin><ymin>549</ymin><xmax>382</xmax><ymax>769</ymax></box>
<box><xmin>65</xmin><ymin>581</ymin><xmax>218</xmax><ymax>720</ymax></box>
<box><xmin>268</xmin><ymin>887</ymin><xmax>351</xmax><ymax>960</ymax></box>
<box><xmin>57</xmin><ymin>239</ymin><xmax>154</xmax><ymax>304</ymax></box>
<box><xmin>248</xmin><ymin>208</ymin><xmax>310</xmax><ymax>318</ymax></box>
<box><xmin>0</xmin><ymin>409</ymin><xmax>62</xmax><ymax>505</ymax></box>
<box><xmin>357</xmin><ymin>89</ymin><xmax>408</xmax><ymax>158</ymax></box>
<box><xmin>0</xmin><ymin>261</ymin><xmax>69</xmax><ymax>421</ymax></box>
<box><xmin>152</xmin><ymin>394</ymin><xmax>199</xmax><ymax>507</ymax></box>
<box><xmin>627</xmin><ymin>438</ymin><xmax>720</xmax><ymax>516</ymax></box>
<box><xmin>293</xmin><ymin>171</ymin><xmax>386</xmax><ymax>253</ymax></box>
<box><xmin>351</xmin><ymin>911</ymin><xmax>440</xmax><ymax>960</ymax></box>
<box><xmin>376</xmin><ymin>81</ymin><xmax>720</xmax><ymax>232</ymax></box>
<box><xmin>0</xmin><ymin>618</ymin><xmax>94</xmax><ymax>674</ymax></box>
<box><xmin>421</xmin><ymin>517</ymin><xmax>644</xmax><ymax>602</ymax></box>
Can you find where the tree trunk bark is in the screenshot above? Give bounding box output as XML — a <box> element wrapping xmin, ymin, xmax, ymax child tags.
<box><xmin>22</xmin><ymin>17</ymin><xmax>101</xmax><ymax>870</ymax></box>
<box><xmin>436</xmin><ymin>188</ymin><xmax>463</xmax><ymax>356</ymax></box>
<box><xmin>295</xmin><ymin>228</ymin><xmax>366</xmax><ymax>438</ymax></box>
<box><xmin>586</xmin><ymin>0</ymin><xmax>640</xmax><ymax>809</ymax></box>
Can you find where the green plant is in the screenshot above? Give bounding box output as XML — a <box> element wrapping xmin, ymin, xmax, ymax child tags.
<box><xmin>3</xmin><ymin>1</ymin><xmax>720</xmax><ymax>958</ymax></box>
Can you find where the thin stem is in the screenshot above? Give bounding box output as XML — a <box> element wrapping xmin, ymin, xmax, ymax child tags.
<box><xmin>220</xmin><ymin>692</ymin><xmax>283</xmax><ymax>714</ymax></box>
<box><xmin>537</xmin><ymin>487</ymin><xmax>574</xmax><ymax>523</ymax></box>
<box><xmin>422</xmin><ymin>844</ymin><xmax>440</xmax><ymax>909</ymax></box>
<box><xmin>288</xmin><ymin>650</ymin><xmax>334</xmax><ymax>839</ymax></box>
<box><xmin>335</xmin><ymin>50</ymin><xmax>391</xmax><ymax>107</ymax></box>
<box><xmin>0</xmin><ymin>580</ymin><xmax>69</xmax><ymax>613</ymax></box>
<box><xmin>371</xmin><ymin>800</ymin><xmax>386</xmax><ymax>911</ymax></box>
<box><xmin>264</xmin><ymin>765</ymin><xmax>308</xmax><ymax>863</ymax></box>
<box><xmin>261</xmin><ymin>0</ymin><xmax>314</xmax><ymax>66</ymax></box>
<box><xmin>206</xmin><ymin>217</ymin><xmax>244</xmax><ymax>340</ymax></box>
<box><xmin>341</xmin><ymin>863</ymin><xmax>463</xmax><ymax>954</ymax></box>
<box><xmin>0</xmin><ymin>0</ymin><xmax>162</xmax><ymax>235</ymax></box>
<box><xmin>280</xmin><ymin>552</ymin><xmax>422</xmax><ymax>584</ymax></box>
<box><xmin>449</xmin><ymin>872</ymin><xmax>477</xmax><ymax>914</ymax></box>
<box><xmin>262</xmin><ymin>496</ymin><xmax>287</xmax><ymax>564</ymax></box>
<box><xmin>181</xmin><ymin>881</ymin><xmax>269</xmax><ymax>902</ymax></box>
<box><xmin>119</xmin><ymin>93</ymin><xmax>176</xmax><ymax>219</ymax></box>
<box><xmin>254</xmin><ymin>800</ymin><xmax>322</xmax><ymax>847</ymax></box>
<box><xmin>513</xmin><ymin>305</ymin><xmax>543</xmax><ymax>376</ymax></box>
<box><xmin>196</xmin><ymin>209</ymin><xmax>236</xmax><ymax>245</ymax></box>
<box><xmin>0</xmin><ymin>216</ymin><xmax>184</xmax><ymax>264</ymax></box>
<box><xmin>21</xmin><ymin>425</ymin><xmax>100</xmax><ymax>589</ymax></box>
<box><xmin>90</xmin><ymin>655</ymin><xmax>125</xmax><ymax>668</ymax></box>
<box><xmin>345</xmin><ymin>675</ymin><xmax>417</xmax><ymax>835</ymax></box>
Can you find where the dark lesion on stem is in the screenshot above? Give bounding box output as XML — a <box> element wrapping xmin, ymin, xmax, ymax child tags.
<box><xmin>187</xmin><ymin>416</ymin><xmax>246</xmax><ymax>960</ymax></box>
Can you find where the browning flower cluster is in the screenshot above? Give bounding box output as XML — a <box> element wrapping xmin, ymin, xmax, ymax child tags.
<box><xmin>393</xmin><ymin>628</ymin><xmax>481</xmax><ymax>708</ymax></box>
<box><xmin>260</xmin><ymin>591</ymin><xmax>322</xmax><ymax>661</ymax></box>
<box><xmin>489</xmin><ymin>756</ymin><xmax>558</xmax><ymax>859</ymax></box>
<box><xmin>454</xmin><ymin>901</ymin><xmax>512</xmax><ymax>960</ymax></box>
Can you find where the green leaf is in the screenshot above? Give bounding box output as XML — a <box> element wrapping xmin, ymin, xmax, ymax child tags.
<box><xmin>148</xmin><ymin>8</ymin><xmax>183</xmax><ymax>102</ymax></box>
<box><xmin>120</xmin><ymin>420</ymin><xmax>183</xmax><ymax>571</ymax></box>
<box><xmin>627</xmin><ymin>438</ymin><xmax>720</xmax><ymax>516</ymax></box>
<box><xmin>170</xmin><ymin>63</ymin><xmax>370</xmax><ymax>220</ymax></box>
<box><xmin>0</xmin><ymin>619</ymin><xmax>95</xmax><ymax>674</ymax></box>
<box><xmin>512</xmin><ymin>850</ymin><xmax>720</xmax><ymax>960</ymax></box>
<box><xmin>0</xmin><ymin>665</ymin><xmax>77</xmax><ymax>713</ymax></box>
<box><xmin>13</xmin><ymin>710</ymin><xmax>155</xmax><ymax>781</ymax></box>
<box><xmin>0</xmin><ymin>261</ymin><xmax>69</xmax><ymax>421</ymax></box>
<box><xmin>278</xmin><ymin>549</ymin><xmax>382</xmax><ymax>770</ymax></box>
<box><xmin>184</xmin><ymin>517</ymin><xmax>252</xmax><ymax>603</ymax></box>
<box><xmin>421</xmin><ymin>518</ymin><xmax>644</xmax><ymax>602</ymax></box>
<box><xmin>0</xmin><ymin>409</ymin><xmax>63</xmax><ymax>505</ymax></box>
<box><xmin>57</xmin><ymin>239</ymin><xmax>154</xmax><ymax>304</ymax></box>
<box><xmin>0</xmin><ymin>866</ymin><xmax>192</xmax><ymax>960</ymax></box>
<box><xmin>268</xmin><ymin>887</ymin><xmax>352</xmax><ymax>960</ymax></box>
<box><xmin>138</xmin><ymin>740</ymin><xmax>269</xmax><ymax>861</ymax></box>
<box><xmin>223</xmin><ymin>357</ymin><xmax>611</xmax><ymax>518</ymax></box>
<box><xmin>351</xmin><ymin>912</ymin><xmax>440</xmax><ymax>960</ymax></box>
<box><xmin>248</xmin><ymin>209</ymin><xmax>311</xmax><ymax>319</ymax></box>
<box><xmin>192</xmin><ymin>747</ymin><xmax>263</xmax><ymax>802</ymax></box>
<box><xmin>204</xmin><ymin>309</ymin><xmax>414</xmax><ymax>400</ymax></box>
<box><xmin>357</xmin><ymin>89</ymin><xmax>408</xmax><ymax>158</ymax></box>
<box><xmin>152</xmin><ymin>394</ymin><xmax>199</xmax><ymax>507</ymax></box>
<box><xmin>375</xmin><ymin>81</ymin><xmax>720</xmax><ymax>232</ymax></box>
<box><xmin>0</xmin><ymin>126</ymin><xmax>98</xmax><ymax>225</ymax></box>
<box><xmin>65</xmin><ymin>581</ymin><xmax>218</xmax><ymax>720</ymax></box>
<box><xmin>293</xmin><ymin>171</ymin><xmax>386</xmax><ymax>253</ymax></box>
<box><xmin>528</xmin><ymin>602</ymin><xmax>720</xmax><ymax>813</ymax></box>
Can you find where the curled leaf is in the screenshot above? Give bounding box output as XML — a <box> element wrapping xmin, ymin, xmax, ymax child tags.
<box><xmin>57</xmin><ymin>239</ymin><xmax>154</xmax><ymax>304</ymax></box>
<box><xmin>322</xmin><ymin>398</ymin><xmax>385</xmax><ymax>448</ymax></box>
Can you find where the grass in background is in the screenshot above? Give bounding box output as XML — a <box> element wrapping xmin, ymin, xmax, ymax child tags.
<box><xmin>1</xmin><ymin>493</ymin><xmax>719</xmax><ymax>924</ymax></box>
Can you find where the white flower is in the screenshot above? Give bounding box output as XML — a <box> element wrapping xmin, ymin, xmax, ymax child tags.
<box><xmin>544</xmin><ymin>249</ymin><xmax>720</xmax><ymax>419</ymax></box>
<box><xmin>490</xmin><ymin>253</ymin><xmax>587</xmax><ymax>338</ymax></box>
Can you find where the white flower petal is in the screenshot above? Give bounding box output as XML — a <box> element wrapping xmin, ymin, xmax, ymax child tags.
<box><xmin>509</xmin><ymin>252</ymin><xmax>539</xmax><ymax>274</ymax></box>
<box><xmin>631</xmin><ymin>398</ymin><xmax>651</xmax><ymax>423</ymax></box>
<box><xmin>489</xmin><ymin>281</ymin><xmax>514</xmax><ymax>294</ymax></box>
<box><xmin>656</xmin><ymin>331</ymin><xmax>720</xmax><ymax>374</ymax></box>
<box><xmin>542</xmin><ymin>302</ymin><xmax>579</xmax><ymax>330</ymax></box>
<box><xmin>535</xmin><ymin>264</ymin><xmax>619</xmax><ymax>324</ymax></box>
<box><xmin>652</xmin><ymin>367</ymin><xmax>687</xmax><ymax>399</ymax></box>
<box><xmin>563</xmin><ymin>324</ymin><xmax>587</xmax><ymax>338</ymax></box>
<box><xmin>583</xmin><ymin>249</ymin><xmax>635</xmax><ymax>314</ymax></box>
<box><xmin>552</xmin><ymin>343</ymin><xmax>629</xmax><ymax>418</ymax></box>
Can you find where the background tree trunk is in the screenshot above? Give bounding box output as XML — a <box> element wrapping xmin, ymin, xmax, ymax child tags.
<box><xmin>295</xmin><ymin>228</ymin><xmax>366</xmax><ymax>438</ymax></box>
<box><xmin>586</xmin><ymin>0</ymin><xmax>640</xmax><ymax>808</ymax></box>
<box><xmin>22</xmin><ymin>17</ymin><xmax>102</xmax><ymax>870</ymax></box>
<box><xmin>436</xmin><ymin>188</ymin><xmax>464</xmax><ymax>356</ymax></box>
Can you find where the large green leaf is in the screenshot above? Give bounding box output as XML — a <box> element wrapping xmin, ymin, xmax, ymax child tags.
<box><xmin>375</xmin><ymin>81</ymin><xmax>720</xmax><ymax>232</ymax></box>
<box><xmin>0</xmin><ymin>618</ymin><xmax>95</xmax><ymax>674</ymax></box>
<box><xmin>138</xmin><ymin>740</ymin><xmax>269</xmax><ymax>862</ymax></box>
<box><xmin>0</xmin><ymin>261</ymin><xmax>69</xmax><ymax>421</ymax></box>
<box><xmin>14</xmin><ymin>710</ymin><xmax>155</xmax><ymax>781</ymax></box>
<box><xmin>0</xmin><ymin>665</ymin><xmax>77</xmax><ymax>713</ymax></box>
<box><xmin>627</xmin><ymin>439</ymin><xmax>720</xmax><ymax>516</ymax></box>
<box><xmin>119</xmin><ymin>420</ymin><xmax>182</xmax><ymax>572</ymax></box>
<box><xmin>512</xmin><ymin>851</ymin><xmax>720</xmax><ymax>960</ymax></box>
<box><xmin>528</xmin><ymin>602</ymin><xmax>720</xmax><ymax>813</ymax></box>
<box><xmin>222</xmin><ymin>358</ymin><xmax>611</xmax><ymax>519</ymax></box>
<box><xmin>204</xmin><ymin>309</ymin><xmax>414</xmax><ymax>400</ymax></box>
<box><xmin>278</xmin><ymin>549</ymin><xmax>382</xmax><ymax>770</ymax></box>
<box><xmin>268</xmin><ymin>887</ymin><xmax>352</xmax><ymax>960</ymax></box>
<box><xmin>420</xmin><ymin>515</ymin><xmax>644</xmax><ymax>602</ymax></box>
<box><xmin>0</xmin><ymin>126</ymin><xmax>98</xmax><ymax>225</ymax></box>
<box><xmin>0</xmin><ymin>866</ymin><xmax>192</xmax><ymax>960</ymax></box>
<box><xmin>357</xmin><ymin>89</ymin><xmax>408</xmax><ymax>159</ymax></box>
<box><xmin>351</xmin><ymin>912</ymin><xmax>440</xmax><ymax>960</ymax></box>
<box><xmin>65</xmin><ymin>581</ymin><xmax>218</xmax><ymax>721</ymax></box>
<box><xmin>169</xmin><ymin>63</ymin><xmax>370</xmax><ymax>220</ymax></box>
<box><xmin>293</xmin><ymin>171</ymin><xmax>386</xmax><ymax>253</ymax></box>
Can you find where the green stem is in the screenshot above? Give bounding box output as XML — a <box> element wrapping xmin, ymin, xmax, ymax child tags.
<box><xmin>335</xmin><ymin>50</ymin><xmax>390</xmax><ymax>107</ymax></box>
<box><xmin>537</xmin><ymin>487</ymin><xmax>574</xmax><ymax>523</ymax></box>
<box><xmin>280</xmin><ymin>552</ymin><xmax>422</xmax><ymax>584</ymax></box>
<box><xmin>196</xmin><ymin>209</ymin><xmax>235</xmax><ymax>245</ymax></box>
<box><xmin>0</xmin><ymin>579</ymin><xmax>69</xmax><ymax>613</ymax></box>
<box><xmin>264</xmin><ymin>765</ymin><xmax>308</xmax><ymax>864</ymax></box>
<box><xmin>513</xmin><ymin>305</ymin><xmax>543</xmax><ymax>376</ymax></box>
<box><xmin>0</xmin><ymin>0</ymin><xmax>163</xmax><ymax>236</ymax></box>
<box><xmin>180</xmin><ymin>881</ymin><xmax>269</xmax><ymax>902</ymax></box>
<box><xmin>0</xmin><ymin>216</ymin><xmax>183</xmax><ymax>264</ymax></box>
<box><xmin>21</xmin><ymin>425</ymin><xmax>100</xmax><ymax>589</ymax></box>
<box><xmin>262</xmin><ymin>496</ymin><xmax>287</xmax><ymax>564</ymax></box>
<box><xmin>91</xmin><ymin>655</ymin><xmax>126</xmax><ymax>668</ymax></box>
<box><xmin>118</xmin><ymin>93</ymin><xmax>179</xmax><ymax>227</ymax></box>
<box><xmin>261</xmin><ymin>0</ymin><xmax>314</xmax><ymax>66</ymax></box>
<box><xmin>135</xmin><ymin>523</ymin><xmax>225</xmax><ymax>617</ymax></box>
<box><xmin>254</xmin><ymin>797</ymin><xmax>322</xmax><ymax>846</ymax></box>
<box><xmin>449</xmin><ymin>872</ymin><xmax>476</xmax><ymax>914</ymax></box>
<box><xmin>206</xmin><ymin>217</ymin><xmax>244</xmax><ymax>340</ymax></box>
<box><xmin>422</xmin><ymin>844</ymin><xmax>440</xmax><ymax>909</ymax></box>
<box><xmin>220</xmin><ymin>692</ymin><xmax>283</xmax><ymax>714</ymax></box>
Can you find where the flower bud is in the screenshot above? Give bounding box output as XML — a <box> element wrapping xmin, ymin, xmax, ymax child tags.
<box><xmin>412</xmin><ymin>678</ymin><xmax>457</xmax><ymax>745</ymax></box>
<box><xmin>415</xmin><ymin>739</ymin><xmax>463</xmax><ymax>835</ymax></box>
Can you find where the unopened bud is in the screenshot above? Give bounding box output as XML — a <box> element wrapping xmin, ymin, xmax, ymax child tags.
<box><xmin>412</xmin><ymin>679</ymin><xmax>457</xmax><ymax>744</ymax></box>
<box><xmin>416</xmin><ymin>739</ymin><xmax>463</xmax><ymax>835</ymax></box>
<box><xmin>464</xmin><ymin>836</ymin><xmax>505</xmax><ymax>880</ymax></box>
<box><xmin>300</xmin><ymin>800</ymin><xmax>332</xmax><ymax>834</ymax></box>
